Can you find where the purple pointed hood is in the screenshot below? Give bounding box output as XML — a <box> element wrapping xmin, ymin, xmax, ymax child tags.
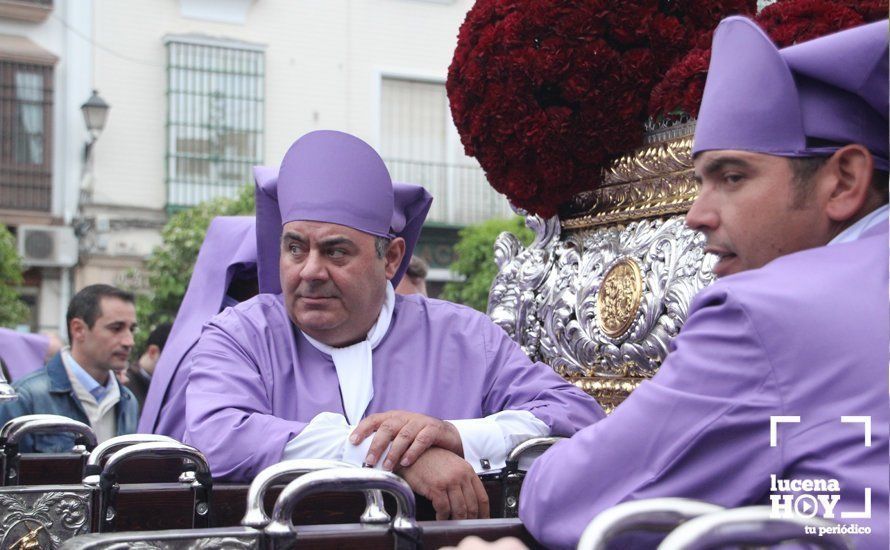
<box><xmin>694</xmin><ymin>17</ymin><xmax>888</xmax><ymax>171</ymax></box>
<box><xmin>254</xmin><ymin>130</ymin><xmax>432</xmax><ymax>294</ymax></box>
<box><xmin>138</xmin><ymin>216</ymin><xmax>257</xmax><ymax>434</ymax></box>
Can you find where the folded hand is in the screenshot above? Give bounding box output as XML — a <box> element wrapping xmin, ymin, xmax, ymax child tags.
<box><xmin>397</xmin><ymin>447</ymin><xmax>490</xmax><ymax>520</ymax></box>
<box><xmin>351</xmin><ymin>409</ymin><xmax>463</xmax><ymax>470</ymax></box>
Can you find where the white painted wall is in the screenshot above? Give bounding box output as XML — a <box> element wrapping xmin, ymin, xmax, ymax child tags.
<box><xmin>91</xmin><ymin>0</ymin><xmax>475</xmax><ymax>210</ymax></box>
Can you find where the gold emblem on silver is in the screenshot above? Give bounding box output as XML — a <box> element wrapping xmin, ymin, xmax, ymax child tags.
<box><xmin>8</xmin><ymin>521</ymin><xmax>47</xmax><ymax>550</ymax></box>
<box><xmin>596</xmin><ymin>258</ymin><xmax>643</xmax><ymax>338</ymax></box>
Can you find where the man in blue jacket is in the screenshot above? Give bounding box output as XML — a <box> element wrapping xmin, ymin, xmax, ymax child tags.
<box><xmin>0</xmin><ymin>284</ymin><xmax>139</xmax><ymax>451</ymax></box>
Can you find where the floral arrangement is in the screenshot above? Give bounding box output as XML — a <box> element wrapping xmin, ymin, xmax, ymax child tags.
<box><xmin>649</xmin><ymin>0</ymin><xmax>888</xmax><ymax>121</ymax></box>
<box><xmin>447</xmin><ymin>0</ymin><xmax>755</xmax><ymax>217</ymax></box>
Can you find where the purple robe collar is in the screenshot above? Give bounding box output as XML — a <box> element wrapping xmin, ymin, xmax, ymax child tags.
<box><xmin>138</xmin><ymin>216</ymin><xmax>257</xmax><ymax>434</ymax></box>
<box><xmin>254</xmin><ymin>130</ymin><xmax>432</xmax><ymax>294</ymax></box>
<box><xmin>694</xmin><ymin>17</ymin><xmax>888</xmax><ymax>171</ymax></box>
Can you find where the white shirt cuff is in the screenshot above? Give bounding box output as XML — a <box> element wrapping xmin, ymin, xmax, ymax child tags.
<box><xmin>449</xmin><ymin>417</ymin><xmax>506</xmax><ymax>473</ymax></box>
<box><xmin>282</xmin><ymin>412</ymin><xmax>391</xmax><ymax>468</ymax></box>
<box><xmin>342</xmin><ymin>426</ymin><xmax>390</xmax><ymax>468</ymax></box>
<box><xmin>282</xmin><ymin>412</ymin><xmax>352</xmax><ymax>461</ymax></box>
<box><xmin>449</xmin><ymin>410</ymin><xmax>550</xmax><ymax>474</ymax></box>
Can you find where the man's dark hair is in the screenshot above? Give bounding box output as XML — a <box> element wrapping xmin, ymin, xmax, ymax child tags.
<box><xmin>406</xmin><ymin>255</ymin><xmax>429</xmax><ymax>280</ymax></box>
<box><xmin>66</xmin><ymin>284</ymin><xmax>135</xmax><ymax>342</ymax></box>
<box><xmin>144</xmin><ymin>322</ymin><xmax>172</xmax><ymax>353</ymax></box>
<box><xmin>789</xmin><ymin>156</ymin><xmax>889</xmax><ymax>207</ymax></box>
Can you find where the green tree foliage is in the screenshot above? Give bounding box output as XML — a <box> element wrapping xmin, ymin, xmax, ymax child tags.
<box><xmin>441</xmin><ymin>217</ymin><xmax>533</xmax><ymax>312</ymax></box>
<box><xmin>132</xmin><ymin>185</ymin><xmax>254</xmax><ymax>349</ymax></box>
<box><xmin>0</xmin><ymin>226</ymin><xmax>29</xmax><ymax>328</ymax></box>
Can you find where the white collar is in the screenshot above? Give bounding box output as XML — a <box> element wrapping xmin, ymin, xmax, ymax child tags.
<box><xmin>302</xmin><ymin>282</ymin><xmax>396</xmax><ymax>423</ymax></box>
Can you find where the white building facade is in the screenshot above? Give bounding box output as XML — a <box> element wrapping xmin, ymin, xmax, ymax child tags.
<box><xmin>2</xmin><ymin>0</ymin><xmax>513</xmax><ymax>334</ymax></box>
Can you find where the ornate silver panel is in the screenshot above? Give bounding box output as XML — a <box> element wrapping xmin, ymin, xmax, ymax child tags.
<box><xmin>59</xmin><ymin>528</ymin><xmax>259</xmax><ymax>550</ymax></box>
<box><xmin>489</xmin><ymin>213</ymin><xmax>561</xmax><ymax>361</ymax></box>
<box><xmin>87</xmin><ymin>537</ymin><xmax>257</xmax><ymax>550</ymax></box>
<box><xmin>489</xmin><ymin>214</ymin><xmax>715</xmax><ymax>379</ymax></box>
<box><xmin>0</xmin><ymin>488</ymin><xmax>91</xmax><ymax>549</ymax></box>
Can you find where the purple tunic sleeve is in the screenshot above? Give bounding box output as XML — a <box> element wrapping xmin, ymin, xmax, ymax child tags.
<box><xmin>520</xmin><ymin>288</ymin><xmax>782</xmax><ymax>550</ymax></box>
<box><xmin>184</xmin><ymin>304</ymin><xmax>306</xmax><ymax>481</ymax></box>
<box><xmin>477</xmin><ymin>316</ymin><xmax>605</xmax><ymax>435</ymax></box>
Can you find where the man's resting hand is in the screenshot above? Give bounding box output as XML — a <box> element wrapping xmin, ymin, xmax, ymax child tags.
<box><xmin>351</xmin><ymin>410</ymin><xmax>463</xmax><ymax>470</ymax></box>
<box><xmin>397</xmin><ymin>447</ymin><xmax>490</xmax><ymax>520</ymax></box>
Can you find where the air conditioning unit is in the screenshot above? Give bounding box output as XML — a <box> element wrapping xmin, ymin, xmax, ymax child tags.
<box><xmin>16</xmin><ymin>225</ymin><xmax>78</xmax><ymax>267</ymax></box>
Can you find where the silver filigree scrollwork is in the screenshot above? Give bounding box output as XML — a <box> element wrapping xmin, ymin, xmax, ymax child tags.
<box><xmin>0</xmin><ymin>489</ymin><xmax>91</xmax><ymax>548</ymax></box>
<box><xmin>70</xmin><ymin>536</ymin><xmax>258</xmax><ymax>550</ymax></box>
<box><xmin>488</xmin><ymin>211</ymin><xmax>562</xmax><ymax>361</ymax></box>
<box><xmin>490</xmin><ymin>215</ymin><xmax>715</xmax><ymax>379</ymax></box>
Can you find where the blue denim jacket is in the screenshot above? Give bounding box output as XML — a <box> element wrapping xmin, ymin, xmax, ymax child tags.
<box><xmin>0</xmin><ymin>353</ymin><xmax>138</xmax><ymax>452</ymax></box>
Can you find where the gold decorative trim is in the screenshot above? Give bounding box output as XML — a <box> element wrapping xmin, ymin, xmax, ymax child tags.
<box><xmin>561</xmin><ymin>132</ymin><xmax>698</xmax><ymax>229</ymax></box>
<box><xmin>568</xmin><ymin>376</ymin><xmax>645</xmax><ymax>414</ymax></box>
<box><xmin>596</xmin><ymin>258</ymin><xmax>643</xmax><ymax>338</ymax></box>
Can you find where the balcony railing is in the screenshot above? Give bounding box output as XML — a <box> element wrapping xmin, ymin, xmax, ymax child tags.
<box><xmin>384</xmin><ymin>158</ymin><xmax>514</xmax><ymax>226</ymax></box>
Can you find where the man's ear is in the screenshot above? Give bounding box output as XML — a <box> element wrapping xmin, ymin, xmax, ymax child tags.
<box><xmin>384</xmin><ymin>237</ymin><xmax>407</xmax><ymax>280</ymax></box>
<box><xmin>69</xmin><ymin>318</ymin><xmax>88</xmax><ymax>344</ymax></box>
<box><xmin>822</xmin><ymin>145</ymin><xmax>875</xmax><ymax>223</ymax></box>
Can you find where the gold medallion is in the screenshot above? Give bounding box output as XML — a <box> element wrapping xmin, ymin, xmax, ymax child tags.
<box><xmin>596</xmin><ymin>258</ymin><xmax>643</xmax><ymax>338</ymax></box>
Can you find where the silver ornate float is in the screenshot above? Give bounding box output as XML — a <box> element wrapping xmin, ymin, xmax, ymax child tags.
<box><xmin>488</xmin><ymin>121</ymin><xmax>716</xmax><ymax>411</ymax></box>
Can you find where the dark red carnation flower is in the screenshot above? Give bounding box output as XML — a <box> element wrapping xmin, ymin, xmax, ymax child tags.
<box><xmin>648</xmin><ymin>0</ymin><xmax>886</xmax><ymax>121</ymax></box>
<box><xmin>757</xmin><ymin>0</ymin><xmax>876</xmax><ymax>47</ymax></box>
<box><xmin>447</xmin><ymin>0</ymin><xmax>755</xmax><ymax>217</ymax></box>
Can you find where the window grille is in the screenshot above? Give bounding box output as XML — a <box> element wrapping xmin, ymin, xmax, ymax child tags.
<box><xmin>0</xmin><ymin>60</ymin><xmax>52</xmax><ymax>211</ymax></box>
<box><xmin>379</xmin><ymin>77</ymin><xmax>513</xmax><ymax>226</ymax></box>
<box><xmin>165</xmin><ymin>38</ymin><xmax>264</xmax><ymax>210</ymax></box>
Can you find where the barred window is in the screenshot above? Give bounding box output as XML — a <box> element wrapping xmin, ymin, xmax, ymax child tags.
<box><xmin>165</xmin><ymin>37</ymin><xmax>264</xmax><ymax>209</ymax></box>
<box><xmin>0</xmin><ymin>60</ymin><xmax>52</xmax><ymax>211</ymax></box>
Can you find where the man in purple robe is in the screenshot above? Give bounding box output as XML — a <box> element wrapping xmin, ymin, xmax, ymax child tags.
<box><xmin>138</xmin><ymin>216</ymin><xmax>257</xmax><ymax>440</ymax></box>
<box><xmin>520</xmin><ymin>17</ymin><xmax>889</xmax><ymax>549</ymax></box>
<box><xmin>183</xmin><ymin>130</ymin><xmax>602</xmax><ymax>519</ymax></box>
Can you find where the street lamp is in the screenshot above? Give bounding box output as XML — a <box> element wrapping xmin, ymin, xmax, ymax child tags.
<box><xmin>78</xmin><ymin>90</ymin><xmax>110</xmax><ymax>203</ymax></box>
<box><xmin>81</xmin><ymin>89</ymin><xmax>110</xmax><ymax>143</ymax></box>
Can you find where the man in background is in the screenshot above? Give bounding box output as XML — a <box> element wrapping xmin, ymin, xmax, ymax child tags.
<box><xmin>395</xmin><ymin>255</ymin><xmax>429</xmax><ymax>296</ymax></box>
<box><xmin>125</xmin><ymin>322</ymin><xmax>172</xmax><ymax>410</ymax></box>
<box><xmin>0</xmin><ymin>284</ymin><xmax>139</xmax><ymax>450</ymax></box>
